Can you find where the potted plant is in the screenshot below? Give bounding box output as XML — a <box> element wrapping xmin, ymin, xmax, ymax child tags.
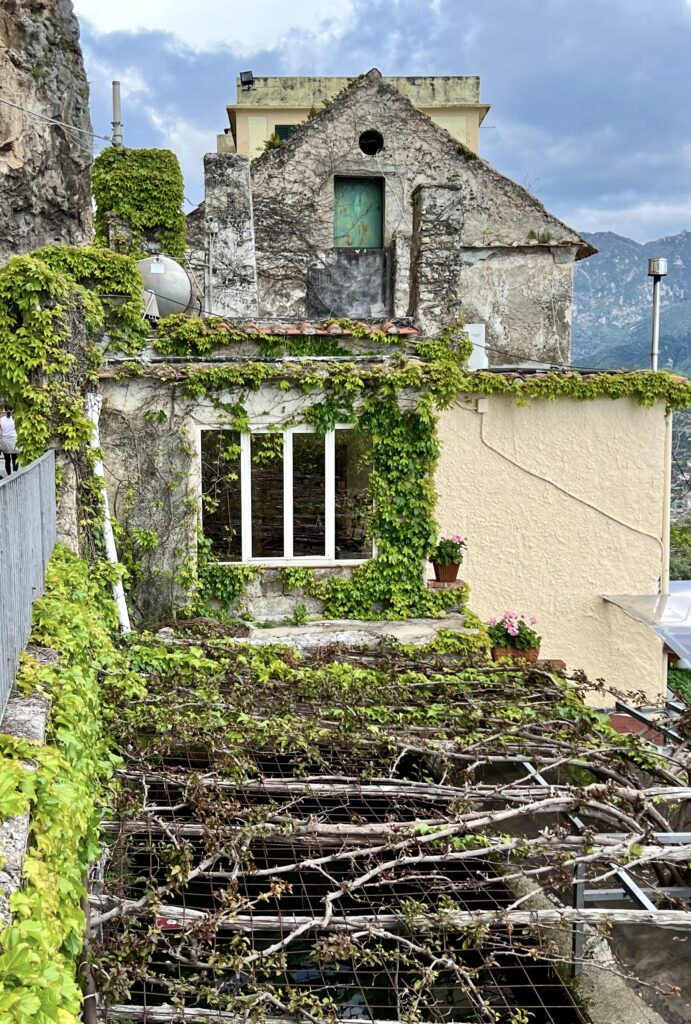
<box><xmin>487</xmin><ymin>612</ymin><xmax>541</xmax><ymax>663</ymax></box>
<box><xmin>431</xmin><ymin>534</ymin><xmax>467</xmax><ymax>583</ymax></box>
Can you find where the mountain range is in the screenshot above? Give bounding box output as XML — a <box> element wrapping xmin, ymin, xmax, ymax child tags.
<box><xmin>573</xmin><ymin>230</ymin><xmax>691</xmax><ymax>371</ymax></box>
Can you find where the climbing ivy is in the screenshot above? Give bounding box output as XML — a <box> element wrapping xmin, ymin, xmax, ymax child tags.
<box><xmin>92</xmin><ymin>147</ymin><xmax>187</xmax><ymax>261</ymax></box>
<box><xmin>0</xmin><ymin>246</ymin><xmax>144</xmax><ymax>463</ymax></box>
<box><xmin>0</xmin><ymin>245</ymin><xmax>146</xmax><ymax>550</ymax></box>
<box><xmin>140</xmin><ymin>323</ymin><xmax>691</xmax><ymax>620</ymax></box>
<box><xmin>0</xmin><ymin>547</ymin><xmax>124</xmax><ymax>1023</ymax></box>
<box><xmin>152</xmin><ymin>314</ymin><xmax>404</xmax><ymax>358</ymax></box>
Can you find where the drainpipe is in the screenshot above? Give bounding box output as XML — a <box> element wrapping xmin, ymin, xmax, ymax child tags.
<box><xmin>206</xmin><ymin>216</ymin><xmax>218</xmax><ymax>316</ymax></box>
<box><xmin>85</xmin><ymin>394</ymin><xmax>131</xmax><ymax>633</ymax></box>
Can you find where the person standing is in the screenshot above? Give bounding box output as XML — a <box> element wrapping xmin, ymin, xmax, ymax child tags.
<box><xmin>0</xmin><ymin>405</ymin><xmax>18</xmax><ymax>476</ymax></box>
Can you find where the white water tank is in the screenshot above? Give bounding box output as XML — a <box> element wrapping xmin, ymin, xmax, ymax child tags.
<box><xmin>137</xmin><ymin>254</ymin><xmax>193</xmax><ymax>318</ymax></box>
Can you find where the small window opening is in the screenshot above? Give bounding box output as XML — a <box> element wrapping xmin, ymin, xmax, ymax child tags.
<box><xmin>359</xmin><ymin>129</ymin><xmax>383</xmax><ymax>155</ymax></box>
<box><xmin>334</xmin><ymin>177</ymin><xmax>384</xmax><ymax>249</ymax></box>
<box><xmin>275</xmin><ymin>124</ymin><xmax>297</xmax><ymax>141</ymax></box>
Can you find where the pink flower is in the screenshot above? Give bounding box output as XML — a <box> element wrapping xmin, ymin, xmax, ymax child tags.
<box><xmin>530</xmin><ymin>615</ymin><xmax>538</xmax><ymax>625</ymax></box>
<box><xmin>488</xmin><ymin>616</ymin><xmax>497</xmax><ymax>626</ymax></box>
<box><xmin>506</xmin><ymin>622</ymin><xmax>519</xmax><ymax>637</ymax></box>
<box><xmin>452</xmin><ymin>534</ymin><xmax>464</xmax><ymax>544</ymax></box>
<box><xmin>504</xmin><ymin>610</ymin><xmax>517</xmax><ymax>620</ymax></box>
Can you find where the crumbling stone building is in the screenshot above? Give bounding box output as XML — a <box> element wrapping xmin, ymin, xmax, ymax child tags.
<box><xmin>192</xmin><ymin>69</ymin><xmax>594</xmax><ymax>362</ymax></box>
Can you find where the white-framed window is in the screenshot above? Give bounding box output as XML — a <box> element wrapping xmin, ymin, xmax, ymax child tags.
<box><xmin>200</xmin><ymin>425</ymin><xmax>373</xmax><ymax>564</ymax></box>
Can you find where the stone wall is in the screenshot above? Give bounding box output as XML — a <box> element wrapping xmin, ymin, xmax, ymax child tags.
<box><xmin>411</xmin><ymin>185</ymin><xmax>578</xmax><ymax>361</ymax></box>
<box><xmin>0</xmin><ymin>0</ymin><xmax>92</xmax><ymax>263</ymax></box>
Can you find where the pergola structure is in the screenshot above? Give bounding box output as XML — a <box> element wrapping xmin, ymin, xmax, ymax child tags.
<box><xmin>88</xmin><ymin>632</ymin><xmax>691</xmax><ymax>1023</ymax></box>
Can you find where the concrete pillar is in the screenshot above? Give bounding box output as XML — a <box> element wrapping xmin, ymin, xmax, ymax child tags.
<box><xmin>203</xmin><ymin>154</ymin><xmax>258</xmax><ymax>319</ymax></box>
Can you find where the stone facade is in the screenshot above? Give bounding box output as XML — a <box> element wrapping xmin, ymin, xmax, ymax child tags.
<box><xmin>0</xmin><ymin>0</ymin><xmax>93</xmax><ymax>264</ymax></box>
<box><xmin>196</xmin><ymin>69</ymin><xmax>592</xmax><ymax>364</ymax></box>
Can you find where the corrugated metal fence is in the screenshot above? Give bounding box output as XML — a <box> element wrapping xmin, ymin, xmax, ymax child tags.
<box><xmin>0</xmin><ymin>452</ymin><xmax>56</xmax><ymax>719</ymax></box>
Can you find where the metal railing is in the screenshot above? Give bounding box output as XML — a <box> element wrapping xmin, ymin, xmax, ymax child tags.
<box><xmin>0</xmin><ymin>452</ymin><xmax>56</xmax><ymax>719</ymax></box>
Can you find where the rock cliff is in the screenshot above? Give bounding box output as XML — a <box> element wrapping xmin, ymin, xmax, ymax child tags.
<box><xmin>0</xmin><ymin>0</ymin><xmax>92</xmax><ymax>263</ymax></box>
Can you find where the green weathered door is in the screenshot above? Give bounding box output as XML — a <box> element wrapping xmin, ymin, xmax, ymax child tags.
<box><xmin>333</xmin><ymin>177</ymin><xmax>383</xmax><ymax>248</ymax></box>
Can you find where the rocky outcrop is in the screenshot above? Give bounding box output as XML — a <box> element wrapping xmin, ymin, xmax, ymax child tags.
<box><xmin>0</xmin><ymin>0</ymin><xmax>92</xmax><ymax>263</ymax></box>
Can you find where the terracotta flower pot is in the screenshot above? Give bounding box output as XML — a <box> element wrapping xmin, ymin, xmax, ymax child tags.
<box><xmin>432</xmin><ymin>561</ymin><xmax>460</xmax><ymax>582</ymax></box>
<box><xmin>491</xmin><ymin>646</ymin><xmax>539</xmax><ymax>664</ymax></box>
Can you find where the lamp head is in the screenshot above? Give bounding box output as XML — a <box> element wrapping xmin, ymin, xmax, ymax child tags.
<box><xmin>648</xmin><ymin>257</ymin><xmax>668</xmax><ymax>277</ymax></box>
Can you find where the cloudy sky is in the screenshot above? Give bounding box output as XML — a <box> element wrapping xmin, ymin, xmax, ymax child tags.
<box><xmin>73</xmin><ymin>0</ymin><xmax>691</xmax><ymax>242</ymax></box>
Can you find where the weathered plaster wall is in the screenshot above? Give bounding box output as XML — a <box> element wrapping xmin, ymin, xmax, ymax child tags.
<box><xmin>410</xmin><ymin>184</ymin><xmax>578</xmax><ymax>359</ymax></box>
<box><xmin>99</xmin><ymin>375</ymin><xmax>332</xmax><ymax>621</ymax></box>
<box><xmin>434</xmin><ymin>395</ymin><xmax>667</xmax><ymax>701</ymax></box>
<box><xmin>248</xmin><ymin>71</ymin><xmax>586</xmax><ymax>353</ymax></box>
<box><xmin>0</xmin><ymin>0</ymin><xmax>93</xmax><ymax>263</ymax></box>
<box><xmin>99</xmin><ymin>376</ymin><xmax>198</xmax><ymax>621</ymax></box>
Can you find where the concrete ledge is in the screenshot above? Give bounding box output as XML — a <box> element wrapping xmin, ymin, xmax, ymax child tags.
<box><xmin>245</xmin><ymin>613</ymin><xmax>477</xmax><ymax>651</ymax></box>
<box><xmin>0</xmin><ymin>648</ymin><xmax>53</xmax><ymax>926</ymax></box>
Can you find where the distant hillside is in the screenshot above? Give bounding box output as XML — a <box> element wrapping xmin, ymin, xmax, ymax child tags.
<box><xmin>573</xmin><ymin>230</ymin><xmax>691</xmax><ymax>368</ymax></box>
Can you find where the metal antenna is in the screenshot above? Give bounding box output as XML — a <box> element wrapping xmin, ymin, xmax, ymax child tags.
<box><xmin>111</xmin><ymin>81</ymin><xmax>123</xmax><ymax>147</ymax></box>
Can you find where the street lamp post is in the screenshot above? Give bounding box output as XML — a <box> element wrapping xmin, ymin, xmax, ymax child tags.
<box><xmin>648</xmin><ymin>257</ymin><xmax>672</xmax><ymax>603</ymax></box>
<box><xmin>648</xmin><ymin>257</ymin><xmax>668</xmax><ymax>371</ymax></box>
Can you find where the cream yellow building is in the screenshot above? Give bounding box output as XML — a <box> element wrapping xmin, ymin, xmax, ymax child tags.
<box><xmin>218</xmin><ymin>74</ymin><xmax>490</xmax><ymax>157</ymax></box>
<box><xmin>434</xmin><ymin>394</ymin><xmax>669</xmax><ymax>701</ymax></box>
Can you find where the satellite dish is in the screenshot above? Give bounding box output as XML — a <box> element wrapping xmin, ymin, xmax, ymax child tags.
<box><xmin>137</xmin><ymin>254</ymin><xmax>193</xmax><ymax>319</ymax></box>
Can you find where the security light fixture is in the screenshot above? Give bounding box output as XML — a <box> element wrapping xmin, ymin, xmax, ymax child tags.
<box><xmin>240</xmin><ymin>70</ymin><xmax>255</xmax><ymax>89</ymax></box>
<box><xmin>648</xmin><ymin>257</ymin><xmax>668</xmax><ymax>277</ymax></box>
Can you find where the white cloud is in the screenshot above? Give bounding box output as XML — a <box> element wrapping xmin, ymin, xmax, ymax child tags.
<box><xmin>82</xmin><ymin>50</ymin><xmax>151</xmax><ymax>100</ymax></box>
<box><xmin>144</xmin><ymin>108</ymin><xmax>217</xmax><ymax>200</ymax></box>
<box><xmin>73</xmin><ymin>0</ymin><xmax>354</xmax><ymax>54</ymax></box>
<box><xmin>561</xmin><ymin>197</ymin><xmax>691</xmax><ymax>241</ymax></box>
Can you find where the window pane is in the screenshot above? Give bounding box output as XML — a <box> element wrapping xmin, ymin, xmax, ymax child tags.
<box><xmin>335</xmin><ymin>430</ymin><xmax>373</xmax><ymax>559</ymax></box>
<box><xmin>251</xmin><ymin>433</ymin><xmax>284</xmax><ymax>558</ymax></box>
<box><xmin>201</xmin><ymin>430</ymin><xmax>241</xmax><ymax>560</ymax></box>
<box><xmin>293</xmin><ymin>432</ymin><xmax>325</xmax><ymax>557</ymax></box>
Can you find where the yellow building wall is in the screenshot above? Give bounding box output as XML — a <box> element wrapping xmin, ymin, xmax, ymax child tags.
<box><xmin>232</xmin><ymin>106</ymin><xmax>482</xmax><ymax>157</ymax></box>
<box><xmin>434</xmin><ymin>396</ymin><xmax>668</xmax><ymax>702</ymax></box>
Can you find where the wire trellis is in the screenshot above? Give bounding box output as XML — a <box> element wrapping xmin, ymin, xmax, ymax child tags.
<box><xmin>89</xmin><ymin>635</ymin><xmax>691</xmax><ymax>1022</ymax></box>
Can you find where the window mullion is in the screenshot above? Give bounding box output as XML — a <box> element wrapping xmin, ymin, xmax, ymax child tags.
<box><xmin>325</xmin><ymin>430</ymin><xmax>335</xmax><ymax>560</ymax></box>
<box><xmin>284</xmin><ymin>430</ymin><xmax>293</xmax><ymax>559</ymax></box>
<box><xmin>240</xmin><ymin>432</ymin><xmax>252</xmax><ymax>562</ymax></box>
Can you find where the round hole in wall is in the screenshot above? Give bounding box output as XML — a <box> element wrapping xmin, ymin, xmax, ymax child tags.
<box><xmin>359</xmin><ymin>130</ymin><xmax>384</xmax><ymax>156</ymax></box>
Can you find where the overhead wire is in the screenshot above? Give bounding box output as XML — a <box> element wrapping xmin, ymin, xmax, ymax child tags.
<box><xmin>0</xmin><ymin>94</ymin><xmax>112</xmax><ymax>142</ymax></box>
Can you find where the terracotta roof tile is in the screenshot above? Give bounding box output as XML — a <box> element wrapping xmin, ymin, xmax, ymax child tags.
<box><xmin>212</xmin><ymin>319</ymin><xmax>422</xmax><ymax>339</ymax></box>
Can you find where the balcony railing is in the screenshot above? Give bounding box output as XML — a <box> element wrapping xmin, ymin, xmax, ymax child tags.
<box><xmin>0</xmin><ymin>451</ymin><xmax>56</xmax><ymax>719</ymax></box>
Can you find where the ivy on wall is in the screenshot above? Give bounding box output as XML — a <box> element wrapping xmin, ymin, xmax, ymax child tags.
<box><xmin>105</xmin><ymin>312</ymin><xmax>691</xmax><ymax>622</ymax></box>
<box><xmin>0</xmin><ymin>247</ymin><xmax>145</xmax><ymax>462</ymax></box>
<box><xmin>92</xmin><ymin>147</ymin><xmax>187</xmax><ymax>262</ymax></box>
<box><xmin>152</xmin><ymin>314</ymin><xmax>404</xmax><ymax>358</ymax></box>
<box><xmin>0</xmin><ymin>547</ymin><xmax>123</xmax><ymax>1023</ymax></box>
<box><xmin>0</xmin><ymin>245</ymin><xmax>146</xmax><ymax>552</ymax></box>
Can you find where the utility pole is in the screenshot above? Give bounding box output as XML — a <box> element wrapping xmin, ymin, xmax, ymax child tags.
<box><xmin>111</xmin><ymin>81</ymin><xmax>123</xmax><ymax>147</ymax></box>
<box><xmin>648</xmin><ymin>257</ymin><xmax>668</xmax><ymax>371</ymax></box>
